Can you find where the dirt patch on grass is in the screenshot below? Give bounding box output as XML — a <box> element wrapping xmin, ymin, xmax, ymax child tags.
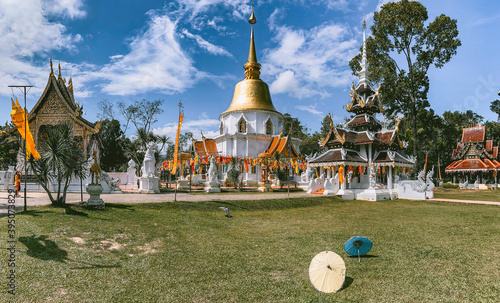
<box><xmin>269</xmin><ymin>271</ymin><xmax>286</xmax><ymax>281</ymax></box>
<box><xmin>70</xmin><ymin>237</ymin><xmax>85</xmax><ymax>244</ymax></box>
<box><xmin>135</xmin><ymin>239</ymin><xmax>162</xmax><ymax>255</ymax></box>
<box><xmin>100</xmin><ymin>239</ymin><xmax>122</xmax><ymax>251</ymax></box>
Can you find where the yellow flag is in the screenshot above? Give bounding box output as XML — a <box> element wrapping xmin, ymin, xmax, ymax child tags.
<box><xmin>171</xmin><ymin>113</ymin><xmax>184</xmax><ymax>175</ymax></box>
<box><xmin>10</xmin><ymin>98</ymin><xmax>41</xmax><ymax>160</ymax></box>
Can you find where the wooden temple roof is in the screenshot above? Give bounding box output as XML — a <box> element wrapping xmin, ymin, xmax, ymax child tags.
<box><xmin>192</xmin><ymin>135</ymin><xmax>219</xmax><ymax>157</ymax></box>
<box><xmin>446</xmin><ymin>125</ymin><xmax>499</xmax><ymax>172</ymax></box>
<box><xmin>461</xmin><ymin>126</ymin><xmax>485</xmax><ymax>143</ymax></box>
<box><xmin>258</xmin><ymin>133</ymin><xmax>299</xmax><ymax>158</ymax></box>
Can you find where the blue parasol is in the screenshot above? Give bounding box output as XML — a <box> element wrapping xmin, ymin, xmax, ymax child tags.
<box><xmin>344</xmin><ymin>236</ymin><xmax>372</xmax><ymax>262</ymax></box>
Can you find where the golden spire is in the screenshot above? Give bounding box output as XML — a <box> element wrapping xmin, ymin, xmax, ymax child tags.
<box><xmin>68</xmin><ymin>77</ymin><xmax>74</xmax><ymax>97</ymax></box>
<box><xmin>58</xmin><ymin>61</ymin><xmax>62</xmax><ymax>79</ymax></box>
<box><xmin>221</xmin><ymin>4</ymin><xmax>279</xmax><ymax>115</ymax></box>
<box><xmin>50</xmin><ymin>57</ymin><xmax>54</xmax><ymax>77</ymax></box>
<box><xmin>244</xmin><ymin>4</ymin><xmax>261</xmax><ymax>80</ymax></box>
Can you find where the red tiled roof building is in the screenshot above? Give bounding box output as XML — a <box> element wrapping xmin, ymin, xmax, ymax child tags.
<box><xmin>445</xmin><ymin>126</ymin><xmax>499</xmax><ymax>185</ymax></box>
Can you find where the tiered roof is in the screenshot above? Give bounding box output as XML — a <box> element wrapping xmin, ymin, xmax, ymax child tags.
<box><xmin>309</xmin><ymin>19</ymin><xmax>414</xmax><ymax>168</ymax></box>
<box><xmin>192</xmin><ymin>133</ymin><xmax>219</xmax><ymax>157</ymax></box>
<box><xmin>258</xmin><ymin>132</ymin><xmax>299</xmax><ymax>158</ymax></box>
<box><xmin>445</xmin><ymin>126</ymin><xmax>500</xmax><ymax>172</ymax></box>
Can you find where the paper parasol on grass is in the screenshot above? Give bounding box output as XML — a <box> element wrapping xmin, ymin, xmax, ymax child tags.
<box><xmin>344</xmin><ymin>236</ymin><xmax>372</xmax><ymax>262</ymax></box>
<box><xmin>309</xmin><ymin>251</ymin><xmax>346</xmax><ymax>293</ymax></box>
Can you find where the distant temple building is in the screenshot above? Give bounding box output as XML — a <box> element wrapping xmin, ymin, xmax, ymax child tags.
<box><xmin>306</xmin><ymin>20</ymin><xmax>415</xmax><ymax>200</ymax></box>
<box><xmin>445</xmin><ymin>125</ymin><xmax>499</xmax><ymax>187</ymax></box>
<box><xmin>28</xmin><ymin>59</ymin><xmax>98</xmax><ymax>152</ymax></box>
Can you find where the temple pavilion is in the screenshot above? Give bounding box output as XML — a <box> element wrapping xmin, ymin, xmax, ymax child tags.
<box><xmin>28</xmin><ymin>59</ymin><xmax>98</xmax><ymax>152</ymax></box>
<box><xmin>307</xmin><ymin>20</ymin><xmax>415</xmax><ymax>200</ymax></box>
<box><xmin>445</xmin><ymin>125</ymin><xmax>499</xmax><ymax>187</ymax></box>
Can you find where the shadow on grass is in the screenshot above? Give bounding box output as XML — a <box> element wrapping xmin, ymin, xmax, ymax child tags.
<box><xmin>340</xmin><ymin>276</ymin><xmax>354</xmax><ymax>291</ymax></box>
<box><xmin>21</xmin><ymin>209</ymin><xmax>57</xmax><ymax>216</ymax></box>
<box><xmin>64</xmin><ymin>205</ymin><xmax>89</xmax><ymax>217</ymax></box>
<box><xmin>156</xmin><ymin>196</ymin><xmax>338</xmax><ymax>212</ymax></box>
<box><xmin>19</xmin><ymin>235</ymin><xmax>68</xmax><ymax>262</ymax></box>
<box><xmin>347</xmin><ymin>254</ymin><xmax>378</xmax><ymax>259</ymax></box>
<box><xmin>105</xmin><ymin>203</ymin><xmax>136</xmax><ymax>211</ymax></box>
<box><xmin>19</xmin><ymin>234</ymin><xmax>121</xmax><ymax>269</ymax></box>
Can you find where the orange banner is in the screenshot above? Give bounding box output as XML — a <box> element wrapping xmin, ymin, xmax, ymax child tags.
<box><xmin>10</xmin><ymin>98</ymin><xmax>40</xmax><ymax>160</ymax></box>
<box><xmin>171</xmin><ymin>113</ymin><xmax>184</xmax><ymax>174</ymax></box>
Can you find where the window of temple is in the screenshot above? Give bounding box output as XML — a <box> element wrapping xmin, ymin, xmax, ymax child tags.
<box><xmin>238</xmin><ymin>118</ymin><xmax>247</xmax><ymax>133</ymax></box>
<box><xmin>265</xmin><ymin>118</ymin><xmax>273</xmax><ymax>135</ymax></box>
<box><xmin>220</xmin><ymin>122</ymin><xmax>224</xmax><ymax>135</ymax></box>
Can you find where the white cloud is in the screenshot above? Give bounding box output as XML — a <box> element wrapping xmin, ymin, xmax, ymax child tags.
<box><xmin>263</xmin><ymin>22</ymin><xmax>358</xmax><ymax>99</ymax></box>
<box><xmin>97</xmin><ymin>14</ymin><xmax>205</xmax><ymax>95</ymax></box>
<box><xmin>295</xmin><ymin>104</ymin><xmax>324</xmax><ymax>116</ymax></box>
<box><xmin>0</xmin><ymin>0</ymin><xmax>84</xmax><ymax>97</ymax></box>
<box><xmin>43</xmin><ymin>0</ymin><xmax>86</xmax><ymax>19</ymax></box>
<box><xmin>152</xmin><ymin>114</ymin><xmax>220</xmax><ymax>140</ymax></box>
<box><xmin>181</xmin><ymin>29</ymin><xmax>233</xmax><ymax>57</ymax></box>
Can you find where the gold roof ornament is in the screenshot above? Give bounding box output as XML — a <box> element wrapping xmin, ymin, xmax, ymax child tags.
<box><xmin>222</xmin><ymin>5</ymin><xmax>279</xmax><ymax>115</ymax></box>
<box><xmin>58</xmin><ymin>61</ymin><xmax>62</xmax><ymax>79</ymax></box>
<box><xmin>50</xmin><ymin>57</ymin><xmax>54</xmax><ymax>77</ymax></box>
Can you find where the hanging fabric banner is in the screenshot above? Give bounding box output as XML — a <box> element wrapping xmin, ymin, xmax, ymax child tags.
<box><xmin>339</xmin><ymin>165</ymin><xmax>344</xmax><ymax>184</ymax></box>
<box><xmin>171</xmin><ymin>113</ymin><xmax>184</xmax><ymax>174</ymax></box>
<box><xmin>10</xmin><ymin>98</ymin><xmax>41</xmax><ymax>160</ymax></box>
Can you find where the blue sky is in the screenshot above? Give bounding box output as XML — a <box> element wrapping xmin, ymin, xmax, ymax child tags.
<box><xmin>1</xmin><ymin>0</ymin><xmax>500</xmax><ymax>141</ymax></box>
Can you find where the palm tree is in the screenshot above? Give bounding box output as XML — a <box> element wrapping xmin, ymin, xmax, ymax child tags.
<box><xmin>29</xmin><ymin>122</ymin><xmax>87</xmax><ymax>206</ymax></box>
<box><xmin>125</xmin><ymin>127</ymin><xmax>171</xmax><ymax>176</ymax></box>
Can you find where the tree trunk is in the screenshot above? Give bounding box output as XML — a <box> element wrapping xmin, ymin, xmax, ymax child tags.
<box><xmin>410</xmin><ymin>97</ymin><xmax>419</xmax><ymax>170</ymax></box>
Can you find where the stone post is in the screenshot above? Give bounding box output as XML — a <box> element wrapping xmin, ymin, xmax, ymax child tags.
<box><xmin>388</xmin><ymin>166</ymin><xmax>393</xmax><ymax>189</ymax></box>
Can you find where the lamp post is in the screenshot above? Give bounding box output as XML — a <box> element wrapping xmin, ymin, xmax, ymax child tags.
<box><xmin>9</xmin><ymin>85</ymin><xmax>33</xmax><ymax>212</ymax></box>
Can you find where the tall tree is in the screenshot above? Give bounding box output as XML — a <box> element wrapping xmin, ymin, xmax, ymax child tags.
<box><xmin>282</xmin><ymin>113</ymin><xmax>309</xmax><ymax>140</ymax></box>
<box><xmin>0</xmin><ymin>123</ymin><xmax>20</xmax><ymax>169</ymax></box>
<box><xmin>320</xmin><ymin>115</ymin><xmax>331</xmax><ymax>137</ymax></box>
<box><xmin>490</xmin><ymin>100</ymin><xmax>500</xmax><ymax>121</ymax></box>
<box><xmin>349</xmin><ymin>0</ymin><xmax>461</xmax><ymax>168</ymax></box>
<box><xmin>96</xmin><ymin>119</ymin><xmax>130</xmax><ymax>172</ymax></box>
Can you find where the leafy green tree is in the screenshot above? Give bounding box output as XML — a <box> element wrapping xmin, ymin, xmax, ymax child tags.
<box><xmin>126</xmin><ymin>127</ymin><xmax>170</xmax><ymax>174</ymax></box>
<box><xmin>299</xmin><ymin>132</ymin><xmax>322</xmax><ymax>157</ymax></box>
<box><xmin>0</xmin><ymin>123</ymin><xmax>20</xmax><ymax>169</ymax></box>
<box><xmin>490</xmin><ymin>100</ymin><xmax>500</xmax><ymax>121</ymax></box>
<box><xmin>96</xmin><ymin>119</ymin><xmax>130</xmax><ymax>172</ymax></box>
<box><xmin>282</xmin><ymin>113</ymin><xmax>309</xmax><ymax>140</ymax></box>
<box><xmin>320</xmin><ymin>115</ymin><xmax>331</xmax><ymax>137</ymax></box>
<box><xmin>29</xmin><ymin>122</ymin><xmax>87</xmax><ymax>206</ymax></box>
<box><xmin>165</xmin><ymin>131</ymin><xmax>192</xmax><ymax>160</ymax></box>
<box><xmin>349</xmin><ymin>0</ymin><xmax>461</xmax><ymax>167</ymax></box>
<box><xmin>485</xmin><ymin>121</ymin><xmax>500</xmax><ymax>147</ymax></box>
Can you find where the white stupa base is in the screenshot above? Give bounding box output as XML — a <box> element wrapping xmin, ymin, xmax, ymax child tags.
<box><xmin>138</xmin><ymin>176</ymin><xmax>160</xmax><ymax>194</ymax></box>
<box><xmin>355</xmin><ymin>187</ymin><xmax>391</xmax><ymax>201</ymax></box>
<box><xmin>204</xmin><ymin>181</ymin><xmax>221</xmax><ymax>193</ymax></box>
<box><xmin>83</xmin><ymin>184</ymin><xmax>105</xmax><ymax>208</ymax></box>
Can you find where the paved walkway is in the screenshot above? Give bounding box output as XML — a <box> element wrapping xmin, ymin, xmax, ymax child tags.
<box><xmin>0</xmin><ymin>191</ymin><xmax>497</xmax><ymax>217</ymax></box>
<box><xmin>0</xmin><ymin>191</ymin><xmax>310</xmax><ymax>216</ymax></box>
<box><xmin>429</xmin><ymin>198</ymin><xmax>500</xmax><ymax>206</ymax></box>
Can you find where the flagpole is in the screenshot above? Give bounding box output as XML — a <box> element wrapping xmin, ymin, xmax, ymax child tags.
<box><xmin>9</xmin><ymin>85</ymin><xmax>32</xmax><ymax>212</ymax></box>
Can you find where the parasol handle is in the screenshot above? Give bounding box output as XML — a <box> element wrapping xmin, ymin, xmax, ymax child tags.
<box><xmin>358</xmin><ymin>248</ymin><xmax>360</xmax><ymax>263</ymax></box>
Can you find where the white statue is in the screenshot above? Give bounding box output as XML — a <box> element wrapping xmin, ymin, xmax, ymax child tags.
<box><xmin>369</xmin><ymin>165</ymin><xmax>376</xmax><ymax>188</ymax></box>
<box><xmin>207</xmin><ymin>156</ymin><xmax>218</xmax><ymax>183</ymax></box>
<box><xmin>142</xmin><ymin>142</ymin><xmax>158</xmax><ymax>178</ymax></box>
<box><xmin>426</xmin><ymin>167</ymin><xmax>435</xmax><ymax>192</ymax></box>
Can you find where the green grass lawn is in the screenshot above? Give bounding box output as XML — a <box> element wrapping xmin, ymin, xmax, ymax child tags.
<box><xmin>434</xmin><ymin>187</ymin><xmax>500</xmax><ymax>202</ymax></box>
<box><xmin>1</xmin><ymin>197</ymin><xmax>499</xmax><ymax>302</ymax></box>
